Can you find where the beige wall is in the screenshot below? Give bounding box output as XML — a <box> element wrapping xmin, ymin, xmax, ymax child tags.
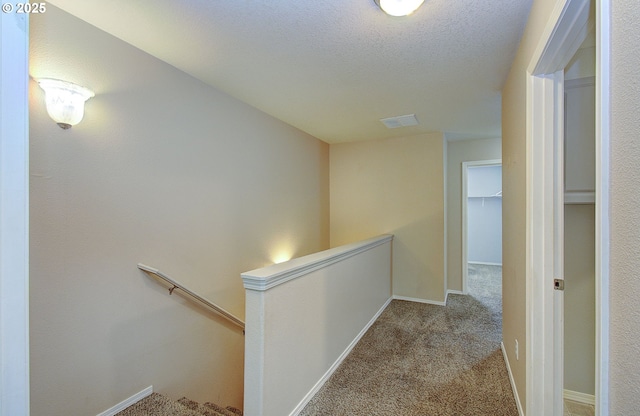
<box><xmin>29</xmin><ymin>6</ymin><xmax>329</xmax><ymax>416</ymax></box>
<box><xmin>330</xmin><ymin>133</ymin><xmax>446</xmax><ymax>302</ymax></box>
<box><xmin>610</xmin><ymin>0</ymin><xmax>640</xmax><ymax>413</ymax></box>
<box><xmin>564</xmin><ymin>204</ymin><xmax>595</xmax><ymax>395</ymax></box>
<box><xmin>446</xmin><ymin>137</ymin><xmax>502</xmax><ymax>292</ymax></box>
<box><xmin>501</xmin><ymin>0</ymin><xmax>556</xmax><ymax>408</ymax></box>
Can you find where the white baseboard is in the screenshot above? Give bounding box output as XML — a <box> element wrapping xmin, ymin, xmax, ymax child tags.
<box><xmin>468</xmin><ymin>261</ymin><xmax>503</xmax><ymax>266</ymax></box>
<box><xmin>392</xmin><ymin>295</ymin><xmax>446</xmax><ymax>306</ymax></box>
<box><xmin>97</xmin><ymin>386</ymin><xmax>153</xmax><ymax>416</ymax></box>
<box><xmin>289</xmin><ymin>297</ymin><xmax>393</xmax><ymax>416</ymax></box>
<box><xmin>445</xmin><ymin>290</ymin><xmax>465</xmax><ymax>304</ymax></box>
<box><xmin>501</xmin><ymin>342</ymin><xmax>524</xmax><ymax>416</ymax></box>
<box><xmin>564</xmin><ymin>389</ymin><xmax>595</xmax><ymax>405</ymax></box>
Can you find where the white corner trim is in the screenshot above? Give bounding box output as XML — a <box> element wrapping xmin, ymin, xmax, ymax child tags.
<box><xmin>564</xmin><ymin>389</ymin><xmax>596</xmax><ymax>406</ymax></box>
<box><xmin>96</xmin><ymin>386</ymin><xmax>153</xmax><ymax>416</ymax></box>
<box><xmin>528</xmin><ymin>0</ymin><xmax>591</xmax><ymax>74</ymax></box>
<box><xmin>392</xmin><ymin>295</ymin><xmax>446</xmax><ymax>306</ymax></box>
<box><xmin>595</xmin><ymin>1</ymin><xmax>611</xmax><ymax>414</ymax></box>
<box><xmin>242</xmin><ymin>234</ymin><xmax>393</xmax><ymax>291</ymax></box>
<box><xmin>501</xmin><ymin>342</ymin><xmax>524</xmax><ymax>416</ymax></box>
<box><xmin>289</xmin><ymin>297</ymin><xmax>393</xmax><ymax>416</ymax></box>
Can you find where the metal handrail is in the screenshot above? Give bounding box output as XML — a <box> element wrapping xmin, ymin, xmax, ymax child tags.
<box><xmin>137</xmin><ymin>263</ymin><xmax>245</xmax><ymax>331</ymax></box>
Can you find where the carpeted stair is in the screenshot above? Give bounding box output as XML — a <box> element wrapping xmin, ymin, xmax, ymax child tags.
<box><xmin>116</xmin><ymin>392</ymin><xmax>242</xmax><ymax>416</ymax></box>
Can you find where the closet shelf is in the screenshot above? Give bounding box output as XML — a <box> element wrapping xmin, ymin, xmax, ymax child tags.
<box><xmin>564</xmin><ymin>191</ymin><xmax>595</xmax><ymax>204</ymax></box>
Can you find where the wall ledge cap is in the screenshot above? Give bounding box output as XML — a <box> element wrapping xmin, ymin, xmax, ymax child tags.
<box><xmin>241</xmin><ymin>234</ymin><xmax>393</xmax><ymax>291</ymax></box>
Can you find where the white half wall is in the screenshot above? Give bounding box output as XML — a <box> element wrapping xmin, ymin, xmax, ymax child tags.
<box><xmin>242</xmin><ymin>235</ymin><xmax>393</xmax><ymax>416</ymax></box>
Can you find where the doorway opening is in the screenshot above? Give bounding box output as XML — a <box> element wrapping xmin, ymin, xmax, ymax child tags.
<box><xmin>524</xmin><ymin>0</ymin><xmax>608</xmax><ymax>414</ymax></box>
<box><xmin>462</xmin><ymin>161</ymin><xmax>503</xmax><ymax>325</ymax></box>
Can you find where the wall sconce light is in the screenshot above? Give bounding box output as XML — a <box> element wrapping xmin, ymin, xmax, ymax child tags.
<box><xmin>37</xmin><ymin>78</ymin><xmax>94</xmax><ymax>129</ymax></box>
<box><xmin>374</xmin><ymin>0</ymin><xmax>425</xmax><ymax>16</ymax></box>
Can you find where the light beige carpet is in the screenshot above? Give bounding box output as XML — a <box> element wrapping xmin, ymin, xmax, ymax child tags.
<box><xmin>116</xmin><ymin>392</ymin><xmax>242</xmax><ymax>416</ymax></box>
<box><xmin>300</xmin><ymin>265</ymin><xmax>517</xmax><ymax>415</ymax></box>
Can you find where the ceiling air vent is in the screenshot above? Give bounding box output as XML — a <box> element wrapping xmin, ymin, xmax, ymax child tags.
<box><xmin>379</xmin><ymin>114</ymin><xmax>419</xmax><ymax>129</ymax></box>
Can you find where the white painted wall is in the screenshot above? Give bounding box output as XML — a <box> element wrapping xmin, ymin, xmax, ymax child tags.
<box><xmin>565</xmin><ymin>30</ymin><xmax>595</xmax><ymax>81</ymax></box>
<box><xmin>467</xmin><ymin>165</ymin><xmax>502</xmax><ymax>265</ymax></box>
<box><xmin>468</xmin><ymin>165</ymin><xmax>503</xmax><ymax>198</ymax></box>
<box><xmin>467</xmin><ymin>198</ymin><xmax>503</xmax><ymax>265</ymax></box>
<box><xmin>563</xmin><ymin>43</ymin><xmax>596</xmax><ymax>397</ymax></box>
<box><xmin>564</xmin><ymin>204</ymin><xmax>595</xmax><ymax>396</ymax></box>
<box><xmin>29</xmin><ymin>6</ymin><xmax>329</xmax><ymax>415</ymax></box>
<box><xmin>610</xmin><ymin>1</ymin><xmax>640</xmax><ymax>413</ymax></box>
<box><xmin>565</xmin><ymin>78</ymin><xmax>596</xmax><ymax>194</ymax></box>
<box><xmin>446</xmin><ymin>138</ymin><xmax>501</xmax><ymax>292</ymax></box>
<box><xmin>330</xmin><ymin>133</ymin><xmax>445</xmax><ymax>303</ymax></box>
<box><xmin>242</xmin><ymin>235</ymin><xmax>392</xmax><ymax>416</ymax></box>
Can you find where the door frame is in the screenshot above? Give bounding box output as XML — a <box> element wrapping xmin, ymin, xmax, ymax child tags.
<box><xmin>526</xmin><ymin>0</ymin><xmax>609</xmax><ymax>415</ymax></box>
<box><xmin>0</xmin><ymin>11</ymin><xmax>30</xmax><ymax>416</ymax></box>
<box><xmin>461</xmin><ymin>159</ymin><xmax>502</xmax><ymax>294</ymax></box>
<box><xmin>593</xmin><ymin>1</ymin><xmax>611</xmax><ymax>413</ymax></box>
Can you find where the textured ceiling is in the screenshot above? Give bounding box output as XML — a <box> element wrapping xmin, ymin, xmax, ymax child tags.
<box><xmin>47</xmin><ymin>0</ymin><xmax>533</xmax><ymax>144</ymax></box>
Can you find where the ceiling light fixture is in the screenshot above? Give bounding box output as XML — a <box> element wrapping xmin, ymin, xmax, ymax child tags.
<box><xmin>37</xmin><ymin>78</ymin><xmax>94</xmax><ymax>129</ymax></box>
<box><xmin>374</xmin><ymin>0</ymin><xmax>425</xmax><ymax>17</ymax></box>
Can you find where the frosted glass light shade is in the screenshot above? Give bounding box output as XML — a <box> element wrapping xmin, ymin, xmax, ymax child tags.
<box><xmin>38</xmin><ymin>78</ymin><xmax>94</xmax><ymax>129</ymax></box>
<box><xmin>376</xmin><ymin>0</ymin><xmax>425</xmax><ymax>16</ymax></box>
